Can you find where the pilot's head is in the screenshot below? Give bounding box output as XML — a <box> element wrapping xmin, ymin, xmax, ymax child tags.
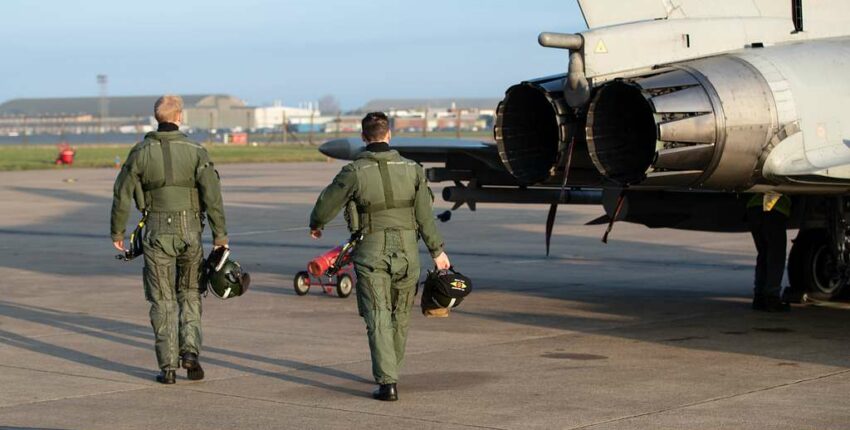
<box><xmin>361</xmin><ymin>111</ymin><xmax>391</xmax><ymax>144</ymax></box>
<box><xmin>154</xmin><ymin>95</ymin><xmax>184</xmax><ymax>125</ymax></box>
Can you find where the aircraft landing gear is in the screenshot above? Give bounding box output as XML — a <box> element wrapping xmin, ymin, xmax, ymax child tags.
<box><xmin>787</xmin><ymin>197</ymin><xmax>850</xmax><ymax>302</ymax></box>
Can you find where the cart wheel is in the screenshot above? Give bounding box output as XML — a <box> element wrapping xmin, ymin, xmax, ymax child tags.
<box><xmin>294</xmin><ymin>271</ymin><xmax>311</xmax><ymax>296</ymax></box>
<box><xmin>336</xmin><ymin>273</ymin><xmax>353</xmax><ymax>298</ymax></box>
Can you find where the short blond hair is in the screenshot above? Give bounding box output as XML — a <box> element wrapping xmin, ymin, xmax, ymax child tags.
<box><xmin>154</xmin><ymin>95</ymin><xmax>184</xmax><ymax>123</ymax></box>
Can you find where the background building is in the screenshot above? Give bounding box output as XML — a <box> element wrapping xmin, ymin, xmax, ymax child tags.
<box><xmin>357</xmin><ymin>98</ymin><xmax>499</xmax><ymax>133</ymax></box>
<box><xmin>0</xmin><ymin>95</ymin><xmax>500</xmax><ymax>139</ymax></box>
<box><xmin>253</xmin><ymin>102</ymin><xmax>317</xmax><ymax>130</ymax></box>
<box><xmin>358</xmin><ymin>98</ymin><xmax>500</xmax><ymax>115</ymax></box>
<box><xmin>0</xmin><ymin>94</ymin><xmax>253</xmax><ymax>136</ymax></box>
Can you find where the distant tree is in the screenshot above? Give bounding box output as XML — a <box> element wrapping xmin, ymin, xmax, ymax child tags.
<box><xmin>318</xmin><ymin>95</ymin><xmax>341</xmax><ymax>115</ymax></box>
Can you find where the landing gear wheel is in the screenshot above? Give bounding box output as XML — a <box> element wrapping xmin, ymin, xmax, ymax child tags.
<box><xmin>294</xmin><ymin>271</ymin><xmax>311</xmax><ymax>296</ymax></box>
<box><xmin>336</xmin><ymin>273</ymin><xmax>353</xmax><ymax>298</ymax></box>
<box><xmin>787</xmin><ymin>229</ymin><xmax>845</xmax><ymax>302</ymax></box>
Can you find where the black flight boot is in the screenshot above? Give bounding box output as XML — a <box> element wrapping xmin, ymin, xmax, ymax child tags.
<box><xmin>372</xmin><ymin>383</ymin><xmax>398</xmax><ymax>401</ymax></box>
<box><xmin>156</xmin><ymin>370</ymin><xmax>176</xmax><ymax>384</ymax></box>
<box><xmin>181</xmin><ymin>352</ymin><xmax>205</xmax><ymax>381</ymax></box>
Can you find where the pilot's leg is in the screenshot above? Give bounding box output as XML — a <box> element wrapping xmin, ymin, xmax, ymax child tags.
<box><xmin>176</xmin><ymin>233</ymin><xmax>203</xmax><ymax>359</ymax></box>
<box><xmin>747</xmin><ymin>207</ymin><xmax>767</xmax><ymax>309</ymax></box>
<box><xmin>176</xmin><ymin>231</ymin><xmax>204</xmax><ymax>380</ymax></box>
<box><xmin>354</xmin><ymin>262</ymin><xmax>398</xmax><ymax>385</ymax></box>
<box><xmin>388</xmin><ymin>249</ymin><xmax>418</xmax><ymax>375</ymax></box>
<box><xmin>143</xmin><ymin>233</ymin><xmax>181</xmax><ymax>378</ymax></box>
<box><xmin>763</xmin><ymin>210</ymin><xmax>788</xmax><ymax>309</ymax></box>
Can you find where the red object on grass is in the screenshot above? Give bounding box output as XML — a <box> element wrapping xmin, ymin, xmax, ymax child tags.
<box><xmin>56</xmin><ymin>143</ymin><xmax>76</xmax><ymax>165</ymax></box>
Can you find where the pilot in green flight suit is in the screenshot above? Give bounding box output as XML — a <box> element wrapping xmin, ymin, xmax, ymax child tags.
<box><xmin>110</xmin><ymin>95</ymin><xmax>228</xmax><ymax>384</ymax></box>
<box><xmin>309</xmin><ymin>112</ymin><xmax>451</xmax><ymax>401</ymax></box>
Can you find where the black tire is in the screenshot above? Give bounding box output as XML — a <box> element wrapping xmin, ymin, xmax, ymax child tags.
<box><xmin>294</xmin><ymin>271</ymin><xmax>311</xmax><ymax>296</ymax></box>
<box><xmin>787</xmin><ymin>229</ymin><xmax>845</xmax><ymax>301</ymax></box>
<box><xmin>336</xmin><ymin>273</ymin><xmax>353</xmax><ymax>298</ymax></box>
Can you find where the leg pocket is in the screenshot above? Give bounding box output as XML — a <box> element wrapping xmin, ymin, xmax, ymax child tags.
<box><xmin>143</xmin><ymin>266</ymin><xmax>156</xmax><ymax>302</ymax></box>
<box><xmin>355</xmin><ymin>274</ymin><xmax>376</xmax><ymax>318</ymax></box>
<box><xmin>355</xmin><ymin>266</ymin><xmax>390</xmax><ymax>318</ymax></box>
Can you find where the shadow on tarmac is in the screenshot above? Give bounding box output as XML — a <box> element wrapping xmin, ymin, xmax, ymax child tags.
<box><xmin>0</xmin><ymin>302</ymin><xmax>372</xmax><ymax>397</ymax></box>
<box><xmin>3</xmin><ymin>180</ymin><xmax>850</xmax><ymax>394</ymax></box>
<box><xmin>455</xmin><ymin>276</ymin><xmax>850</xmax><ymax>368</ymax></box>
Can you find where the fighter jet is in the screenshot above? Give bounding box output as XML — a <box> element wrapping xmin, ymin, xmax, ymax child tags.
<box><xmin>320</xmin><ymin>0</ymin><xmax>850</xmax><ymax>302</ymax></box>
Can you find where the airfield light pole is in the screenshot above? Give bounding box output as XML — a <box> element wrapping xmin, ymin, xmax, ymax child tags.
<box><xmin>282</xmin><ymin>110</ymin><xmax>288</xmax><ymax>145</ymax></box>
<box><xmin>423</xmin><ymin>106</ymin><xmax>428</xmax><ymax>138</ymax></box>
<box><xmin>246</xmin><ymin>110</ymin><xmax>252</xmax><ymax>142</ymax></box>
<box><xmin>455</xmin><ymin>105</ymin><xmax>462</xmax><ymax>139</ymax></box>
<box><xmin>208</xmin><ymin>112</ymin><xmax>214</xmax><ymax>145</ymax></box>
<box><xmin>309</xmin><ymin>107</ymin><xmax>315</xmax><ymax>145</ymax></box>
<box><xmin>335</xmin><ymin>111</ymin><xmax>341</xmax><ymax>139</ymax></box>
<box><xmin>21</xmin><ymin>116</ymin><xmax>28</xmax><ymax>145</ymax></box>
<box><xmin>97</xmin><ymin>74</ymin><xmax>108</xmax><ymax>136</ymax></box>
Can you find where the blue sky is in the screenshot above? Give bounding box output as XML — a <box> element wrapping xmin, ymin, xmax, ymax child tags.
<box><xmin>0</xmin><ymin>0</ymin><xmax>586</xmax><ymax>110</ymax></box>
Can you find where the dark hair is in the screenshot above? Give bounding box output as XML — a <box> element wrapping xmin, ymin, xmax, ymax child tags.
<box><xmin>361</xmin><ymin>112</ymin><xmax>390</xmax><ymax>142</ymax></box>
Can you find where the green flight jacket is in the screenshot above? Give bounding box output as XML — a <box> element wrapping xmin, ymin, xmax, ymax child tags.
<box><xmin>110</xmin><ymin>130</ymin><xmax>228</xmax><ymax>246</ymax></box>
<box><xmin>310</xmin><ymin>148</ymin><xmax>445</xmax><ymax>258</ymax></box>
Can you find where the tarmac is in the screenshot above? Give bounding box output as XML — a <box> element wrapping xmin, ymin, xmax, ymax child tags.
<box><xmin>0</xmin><ymin>161</ymin><xmax>848</xmax><ymax>430</ymax></box>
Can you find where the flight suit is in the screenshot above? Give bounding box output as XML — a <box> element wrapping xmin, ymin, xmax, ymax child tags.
<box><xmin>310</xmin><ymin>143</ymin><xmax>444</xmax><ymax>385</ymax></box>
<box><xmin>747</xmin><ymin>193</ymin><xmax>791</xmax><ymax>303</ymax></box>
<box><xmin>111</xmin><ymin>127</ymin><xmax>227</xmax><ymax>371</ymax></box>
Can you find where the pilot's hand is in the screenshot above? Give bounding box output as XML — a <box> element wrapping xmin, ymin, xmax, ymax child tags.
<box><xmin>433</xmin><ymin>252</ymin><xmax>451</xmax><ymax>270</ymax></box>
<box><xmin>213</xmin><ymin>244</ymin><xmax>229</xmax><ymax>251</ymax></box>
<box><xmin>310</xmin><ymin>229</ymin><xmax>322</xmax><ymax>239</ymax></box>
<box><xmin>113</xmin><ymin>240</ymin><xmax>125</xmax><ymax>252</ymax></box>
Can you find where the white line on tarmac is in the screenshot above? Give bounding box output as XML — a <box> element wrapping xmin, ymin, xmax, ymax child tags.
<box><xmin>227</xmin><ymin>223</ymin><xmax>346</xmax><ymax>237</ymax></box>
<box><xmin>176</xmin><ymin>385</ymin><xmax>507</xmax><ymax>430</ymax></box>
<box><xmin>566</xmin><ymin>368</ymin><xmax>850</xmax><ymax>430</ymax></box>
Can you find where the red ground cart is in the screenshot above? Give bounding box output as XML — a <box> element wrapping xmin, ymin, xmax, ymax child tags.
<box><xmin>294</xmin><ymin>234</ymin><xmax>361</xmax><ymax>298</ymax></box>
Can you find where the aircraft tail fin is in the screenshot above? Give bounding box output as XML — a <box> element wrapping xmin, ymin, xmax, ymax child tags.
<box><xmin>578</xmin><ymin>0</ymin><xmax>789</xmax><ymax>29</ymax></box>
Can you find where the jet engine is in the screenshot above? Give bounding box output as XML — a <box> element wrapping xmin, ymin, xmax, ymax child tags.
<box><xmin>494</xmin><ymin>75</ymin><xmax>574</xmax><ymax>185</ymax></box>
<box><xmin>587</xmin><ymin>56</ymin><xmax>778</xmax><ymax>190</ymax></box>
<box><xmin>497</xmin><ymin>54</ymin><xmax>783</xmax><ymax>191</ymax></box>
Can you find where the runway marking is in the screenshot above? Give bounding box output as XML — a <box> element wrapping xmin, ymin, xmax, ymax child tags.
<box><xmin>662</xmin><ymin>336</ymin><xmax>709</xmax><ymax>343</ymax></box>
<box><xmin>541</xmin><ymin>352</ymin><xmax>608</xmax><ymax>361</ymax></box>
<box><xmin>0</xmin><ymin>363</ymin><xmax>147</xmax><ymax>390</ymax></box>
<box><xmin>0</xmin><ymin>296</ymin><xmax>844</xmax><ymax>427</ymax></box>
<box><xmin>565</xmin><ymin>368</ymin><xmax>850</xmax><ymax>430</ymax></box>
<box><xmin>0</xmin><ymin>363</ymin><xmax>149</xmax><ymax>410</ymax></box>
<box><xmin>753</xmin><ymin>327</ymin><xmax>794</xmax><ymax>333</ymax></box>
<box><xmin>175</xmin><ymin>385</ymin><xmax>508</xmax><ymax>430</ymax></box>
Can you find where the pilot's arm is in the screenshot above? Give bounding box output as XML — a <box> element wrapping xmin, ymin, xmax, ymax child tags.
<box><xmin>413</xmin><ymin>164</ymin><xmax>445</xmax><ymax>258</ymax></box>
<box><xmin>111</xmin><ymin>146</ymin><xmax>145</xmax><ymax>243</ymax></box>
<box><xmin>196</xmin><ymin>148</ymin><xmax>228</xmax><ymax>247</ymax></box>
<box><xmin>309</xmin><ymin>164</ymin><xmax>357</xmax><ymax>236</ymax></box>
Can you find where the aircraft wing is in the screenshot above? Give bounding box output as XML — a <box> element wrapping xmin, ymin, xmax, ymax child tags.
<box><xmin>578</xmin><ymin>0</ymin><xmax>787</xmax><ymax>29</ymax></box>
<box><xmin>322</xmin><ymin>136</ymin><xmax>526</xmax><ymax>179</ymax></box>
<box><xmin>319</xmin><ymin>137</ymin><xmax>497</xmax><ymax>163</ymax></box>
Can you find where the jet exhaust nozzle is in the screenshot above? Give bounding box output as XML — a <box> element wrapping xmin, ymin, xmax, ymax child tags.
<box><xmin>495</xmin><ymin>74</ymin><xmax>576</xmax><ymax>185</ymax></box>
<box><xmin>585</xmin><ymin>56</ymin><xmax>776</xmax><ymax>189</ymax></box>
